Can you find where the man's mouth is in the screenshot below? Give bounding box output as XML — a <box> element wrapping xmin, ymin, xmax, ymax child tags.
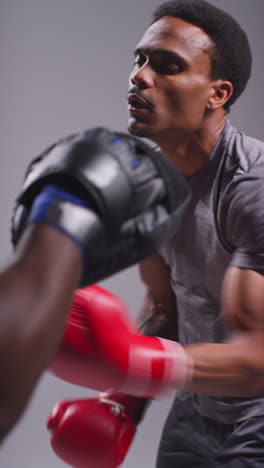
<box><xmin>127</xmin><ymin>92</ymin><xmax>154</xmax><ymax>111</ymax></box>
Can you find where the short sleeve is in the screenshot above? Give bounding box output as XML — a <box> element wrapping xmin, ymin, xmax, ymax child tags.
<box><xmin>222</xmin><ymin>164</ymin><xmax>264</xmax><ymax>271</ymax></box>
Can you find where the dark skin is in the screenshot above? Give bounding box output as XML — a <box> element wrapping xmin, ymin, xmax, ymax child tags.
<box><xmin>128</xmin><ymin>17</ymin><xmax>264</xmax><ymax>397</ymax></box>
<box><xmin>0</xmin><ymin>224</ymin><xmax>82</xmax><ymax>441</ymax></box>
<box><xmin>128</xmin><ymin>17</ymin><xmax>233</xmax><ymax>177</ymax></box>
<box><xmin>1</xmin><ymin>17</ymin><xmax>261</xmax><ymax>443</ymax></box>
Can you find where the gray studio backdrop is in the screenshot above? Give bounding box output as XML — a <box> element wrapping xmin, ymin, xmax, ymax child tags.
<box><xmin>0</xmin><ymin>1</ymin><xmax>263</xmax><ymax>467</ymax></box>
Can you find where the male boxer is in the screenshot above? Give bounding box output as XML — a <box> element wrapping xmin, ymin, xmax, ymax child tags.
<box><xmin>3</xmin><ymin>127</ymin><xmax>190</xmax><ymax>444</ymax></box>
<box><xmin>48</xmin><ymin>1</ymin><xmax>264</xmax><ymax>467</ymax></box>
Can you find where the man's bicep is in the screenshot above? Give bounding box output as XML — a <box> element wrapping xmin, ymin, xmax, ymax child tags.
<box><xmin>222</xmin><ymin>266</ymin><xmax>264</xmax><ymax>333</ymax></box>
<box><xmin>138</xmin><ymin>254</ymin><xmax>178</xmax><ymax>339</ymax></box>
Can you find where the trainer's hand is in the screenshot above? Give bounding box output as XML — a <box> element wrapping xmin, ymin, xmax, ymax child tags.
<box><xmin>11</xmin><ymin>127</ymin><xmax>191</xmax><ymax>286</ymax></box>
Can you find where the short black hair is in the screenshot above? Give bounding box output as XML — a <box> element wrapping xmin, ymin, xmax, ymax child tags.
<box><xmin>151</xmin><ymin>0</ymin><xmax>252</xmax><ymax>110</ymax></box>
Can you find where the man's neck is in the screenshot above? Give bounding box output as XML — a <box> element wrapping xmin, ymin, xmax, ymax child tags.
<box><xmin>156</xmin><ymin>113</ymin><xmax>228</xmax><ymax>178</ymax></box>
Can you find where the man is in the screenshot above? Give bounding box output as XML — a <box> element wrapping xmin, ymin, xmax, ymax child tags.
<box><xmin>129</xmin><ymin>0</ymin><xmax>264</xmax><ymax>466</ymax></box>
<box><xmin>44</xmin><ymin>2</ymin><xmax>264</xmax><ymax>467</ymax></box>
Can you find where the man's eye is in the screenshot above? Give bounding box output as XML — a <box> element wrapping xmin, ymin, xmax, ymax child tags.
<box><xmin>133</xmin><ymin>55</ymin><xmax>146</xmax><ymax>67</ymax></box>
<box><xmin>167</xmin><ymin>64</ymin><xmax>180</xmax><ymax>73</ymax></box>
<box><xmin>156</xmin><ymin>63</ymin><xmax>180</xmax><ymax>75</ymax></box>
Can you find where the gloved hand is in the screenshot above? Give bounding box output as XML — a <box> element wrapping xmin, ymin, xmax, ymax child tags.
<box><xmin>11</xmin><ymin>127</ymin><xmax>191</xmax><ymax>286</ymax></box>
<box><xmin>49</xmin><ymin>284</ymin><xmax>133</xmax><ymax>392</ymax></box>
<box><xmin>47</xmin><ymin>390</ymin><xmax>150</xmax><ymax>468</ymax></box>
<box><xmin>50</xmin><ymin>285</ymin><xmax>193</xmax><ymax>397</ymax></box>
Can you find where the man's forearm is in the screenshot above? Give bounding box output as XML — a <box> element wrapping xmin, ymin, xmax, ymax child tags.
<box><xmin>185</xmin><ymin>334</ymin><xmax>264</xmax><ymax>397</ymax></box>
<box><xmin>0</xmin><ymin>224</ymin><xmax>82</xmax><ymax>439</ymax></box>
<box><xmin>137</xmin><ymin>293</ymin><xmax>264</xmax><ymax>398</ymax></box>
<box><xmin>138</xmin><ymin>290</ymin><xmax>179</xmax><ymax>340</ymax></box>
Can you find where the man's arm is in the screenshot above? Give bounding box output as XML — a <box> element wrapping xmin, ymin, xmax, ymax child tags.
<box><xmin>138</xmin><ymin>254</ymin><xmax>178</xmax><ymax>340</ymax></box>
<box><xmin>140</xmin><ymin>257</ymin><xmax>264</xmax><ymax>397</ymax></box>
<box><xmin>185</xmin><ymin>266</ymin><xmax>264</xmax><ymax>397</ymax></box>
<box><xmin>0</xmin><ymin>224</ymin><xmax>81</xmax><ymax>440</ymax></box>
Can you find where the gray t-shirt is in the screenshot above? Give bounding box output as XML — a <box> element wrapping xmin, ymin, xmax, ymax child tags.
<box><xmin>160</xmin><ymin>120</ymin><xmax>264</xmax><ymax>423</ymax></box>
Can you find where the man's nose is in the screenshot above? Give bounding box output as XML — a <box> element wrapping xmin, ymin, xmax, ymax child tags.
<box><xmin>129</xmin><ymin>63</ymin><xmax>153</xmax><ymax>89</ymax></box>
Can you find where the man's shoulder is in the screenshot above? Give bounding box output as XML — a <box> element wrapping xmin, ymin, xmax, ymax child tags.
<box><xmin>225</xmin><ymin>122</ymin><xmax>264</xmax><ymax>173</ymax></box>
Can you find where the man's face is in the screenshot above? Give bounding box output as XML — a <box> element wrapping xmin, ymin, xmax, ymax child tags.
<box><xmin>127</xmin><ymin>17</ymin><xmax>217</xmax><ymax>142</ymax></box>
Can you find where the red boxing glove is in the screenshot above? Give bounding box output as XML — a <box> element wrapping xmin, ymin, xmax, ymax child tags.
<box><xmin>49</xmin><ymin>285</ymin><xmax>131</xmax><ymax>391</ymax></box>
<box><xmin>47</xmin><ymin>390</ymin><xmax>150</xmax><ymax>468</ymax></box>
<box><xmin>50</xmin><ymin>285</ymin><xmax>192</xmax><ymax>397</ymax></box>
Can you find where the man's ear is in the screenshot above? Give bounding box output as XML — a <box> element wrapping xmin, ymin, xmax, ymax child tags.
<box><xmin>207</xmin><ymin>80</ymin><xmax>234</xmax><ymax>110</ymax></box>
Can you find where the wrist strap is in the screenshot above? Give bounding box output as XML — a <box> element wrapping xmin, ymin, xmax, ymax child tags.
<box><xmin>27</xmin><ymin>185</ymin><xmax>104</xmax><ymax>257</ymax></box>
<box><xmin>28</xmin><ymin>185</ymin><xmax>88</xmax><ymax>223</ymax></box>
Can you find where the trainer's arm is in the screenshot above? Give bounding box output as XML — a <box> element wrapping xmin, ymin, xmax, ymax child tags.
<box><xmin>185</xmin><ymin>267</ymin><xmax>264</xmax><ymax>397</ymax></box>
<box><xmin>0</xmin><ymin>224</ymin><xmax>81</xmax><ymax>441</ymax></box>
<box><xmin>138</xmin><ymin>254</ymin><xmax>178</xmax><ymax>340</ymax></box>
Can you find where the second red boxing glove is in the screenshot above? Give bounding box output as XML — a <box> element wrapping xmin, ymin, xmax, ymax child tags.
<box><xmin>47</xmin><ymin>390</ymin><xmax>150</xmax><ymax>468</ymax></box>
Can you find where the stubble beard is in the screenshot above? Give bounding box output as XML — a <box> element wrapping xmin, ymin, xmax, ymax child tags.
<box><xmin>128</xmin><ymin>117</ymin><xmax>156</xmax><ymax>139</ymax></box>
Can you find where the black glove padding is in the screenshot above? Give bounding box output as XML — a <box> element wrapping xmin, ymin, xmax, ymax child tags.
<box><xmin>11</xmin><ymin>127</ymin><xmax>191</xmax><ymax>286</ymax></box>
